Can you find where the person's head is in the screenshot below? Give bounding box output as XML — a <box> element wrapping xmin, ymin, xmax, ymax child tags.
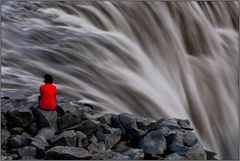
<box><xmin>44</xmin><ymin>74</ymin><xmax>53</xmax><ymax>84</ymax></box>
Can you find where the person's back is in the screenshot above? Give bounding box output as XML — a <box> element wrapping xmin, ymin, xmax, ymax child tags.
<box><xmin>39</xmin><ymin>83</ymin><xmax>57</xmax><ymax>110</ymax></box>
<box><xmin>39</xmin><ymin>74</ymin><xmax>57</xmax><ymax>110</ymax></box>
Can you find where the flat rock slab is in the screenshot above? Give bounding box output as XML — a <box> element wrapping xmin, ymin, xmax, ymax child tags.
<box><xmin>45</xmin><ymin>146</ymin><xmax>92</xmax><ymax>160</ymax></box>
<box><xmin>7</xmin><ymin>135</ymin><xmax>32</xmax><ymax>149</ymax></box>
<box><xmin>50</xmin><ymin>130</ymin><xmax>77</xmax><ymax>147</ymax></box>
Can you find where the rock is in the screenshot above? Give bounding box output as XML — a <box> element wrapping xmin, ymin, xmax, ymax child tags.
<box><xmin>31</xmin><ymin>135</ymin><xmax>49</xmax><ymax>159</ymax></box>
<box><xmin>64</xmin><ymin>120</ymin><xmax>98</xmax><ymax>136</ymax></box>
<box><xmin>1</xmin><ymin>128</ymin><xmax>11</xmax><ymax>147</ymax></box>
<box><xmin>178</xmin><ymin>119</ymin><xmax>193</xmax><ymax>130</ymax></box>
<box><xmin>76</xmin><ymin>131</ymin><xmax>88</xmax><ymax>148</ymax></box>
<box><xmin>164</xmin><ymin>153</ymin><xmax>187</xmax><ymax>160</ymax></box>
<box><xmin>167</xmin><ymin>129</ymin><xmax>207</xmax><ymax>159</ymax></box>
<box><xmin>88</xmin><ymin>136</ymin><xmax>98</xmax><ymax>143</ymax></box>
<box><xmin>96</xmin><ymin>127</ymin><xmax>122</xmax><ymax>149</ymax></box>
<box><xmin>87</xmin><ymin>142</ymin><xmax>106</xmax><ymax>154</ymax></box>
<box><xmin>6</xmin><ymin>108</ymin><xmax>34</xmax><ymax>128</ymax></box>
<box><xmin>50</xmin><ymin>130</ymin><xmax>77</xmax><ymax>147</ymax></box>
<box><xmin>37</xmin><ymin>127</ymin><xmax>55</xmax><ymax>141</ymax></box>
<box><xmin>205</xmin><ymin>149</ymin><xmax>218</xmax><ymax>160</ymax></box>
<box><xmin>112</xmin><ymin>113</ymin><xmax>156</xmax><ymax>139</ymax></box>
<box><xmin>113</xmin><ymin>142</ymin><xmax>144</xmax><ymax>159</ymax></box>
<box><xmin>157</xmin><ymin>118</ymin><xmax>180</xmax><ymax>129</ymax></box>
<box><xmin>101</xmin><ymin>150</ymin><xmax>130</xmax><ymax>160</ymax></box>
<box><xmin>9</xmin><ymin>127</ymin><xmax>24</xmax><ymax>135</ymax></box>
<box><xmin>7</xmin><ymin>135</ymin><xmax>32</xmax><ymax>149</ymax></box>
<box><xmin>21</xmin><ymin>156</ymin><xmax>37</xmax><ymax>160</ymax></box>
<box><xmin>22</xmin><ymin>132</ymin><xmax>33</xmax><ymax>140</ymax></box>
<box><xmin>139</xmin><ymin>129</ymin><xmax>167</xmax><ymax>155</ymax></box>
<box><xmin>45</xmin><ymin>146</ymin><xmax>92</xmax><ymax>160</ymax></box>
<box><xmin>17</xmin><ymin>146</ymin><xmax>37</xmax><ymax>158</ymax></box>
<box><xmin>57</xmin><ymin>107</ymin><xmax>83</xmax><ymax>130</ymax></box>
<box><xmin>157</xmin><ymin>126</ymin><xmax>172</xmax><ymax>137</ymax></box>
<box><xmin>1</xmin><ymin>113</ymin><xmax>7</xmax><ymax>127</ymax></box>
<box><xmin>96</xmin><ymin>113</ymin><xmax>114</xmax><ymax>125</ymax></box>
<box><xmin>27</xmin><ymin>122</ymin><xmax>38</xmax><ymax>136</ymax></box>
<box><xmin>40</xmin><ymin>109</ymin><xmax>58</xmax><ymax>131</ymax></box>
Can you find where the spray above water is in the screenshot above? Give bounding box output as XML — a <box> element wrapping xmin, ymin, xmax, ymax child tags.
<box><xmin>1</xmin><ymin>1</ymin><xmax>238</xmax><ymax>159</ymax></box>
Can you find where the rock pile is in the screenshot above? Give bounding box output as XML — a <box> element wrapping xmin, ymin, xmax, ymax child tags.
<box><xmin>1</xmin><ymin>89</ymin><xmax>217</xmax><ymax>160</ymax></box>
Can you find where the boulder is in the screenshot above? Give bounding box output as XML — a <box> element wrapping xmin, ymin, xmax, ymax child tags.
<box><xmin>45</xmin><ymin>146</ymin><xmax>92</xmax><ymax>160</ymax></box>
<box><xmin>6</xmin><ymin>108</ymin><xmax>34</xmax><ymax>128</ymax></box>
<box><xmin>1</xmin><ymin>113</ymin><xmax>7</xmax><ymax>127</ymax></box>
<box><xmin>64</xmin><ymin>120</ymin><xmax>98</xmax><ymax>136</ymax></box>
<box><xmin>100</xmin><ymin>150</ymin><xmax>130</xmax><ymax>160</ymax></box>
<box><xmin>178</xmin><ymin>119</ymin><xmax>193</xmax><ymax>131</ymax></box>
<box><xmin>57</xmin><ymin>108</ymin><xmax>83</xmax><ymax>130</ymax></box>
<box><xmin>40</xmin><ymin>109</ymin><xmax>58</xmax><ymax>131</ymax></box>
<box><xmin>9</xmin><ymin>127</ymin><xmax>24</xmax><ymax>135</ymax></box>
<box><xmin>139</xmin><ymin>129</ymin><xmax>167</xmax><ymax>155</ymax></box>
<box><xmin>50</xmin><ymin>130</ymin><xmax>77</xmax><ymax>147</ymax></box>
<box><xmin>87</xmin><ymin>142</ymin><xmax>106</xmax><ymax>154</ymax></box>
<box><xmin>31</xmin><ymin>135</ymin><xmax>49</xmax><ymax>159</ymax></box>
<box><xmin>7</xmin><ymin>135</ymin><xmax>32</xmax><ymax>149</ymax></box>
<box><xmin>157</xmin><ymin>118</ymin><xmax>180</xmax><ymax>130</ymax></box>
<box><xmin>205</xmin><ymin>149</ymin><xmax>218</xmax><ymax>160</ymax></box>
<box><xmin>167</xmin><ymin>129</ymin><xmax>207</xmax><ymax>159</ymax></box>
<box><xmin>96</xmin><ymin>113</ymin><xmax>114</xmax><ymax>125</ymax></box>
<box><xmin>76</xmin><ymin>131</ymin><xmax>88</xmax><ymax>148</ymax></box>
<box><xmin>17</xmin><ymin>146</ymin><xmax>37</xmax><ymax>158</ymax></box>
<box><xmin>113</xmin><ymin>142</ymin><xmax>144</xmax><ymax>159</ymax></box>
<box><xmin>96</xmin><ymin>127</ymin><xmax>122</xmax><ymax>149</ymax></box>
<box><xmin>37</xmin><ymin>127</ymin><xmax>55</xmax><ymax>141</ymax></box>
<box><xmin>164</xmin><ymin>153</ymin><xmax>187</xmax><ymax>160</ymax></box>
<box><xmin>1</xmin><ymin>128</ymin><xmax>11</xmax><ymax>147</ymax></box>
<box><xmin>88</xmin><ymin>136</ymin><xmax>98</xmax><ymax>143</ymax></box>
<box><xmin>27</xmin><ymin>122</ymin><xmax>38</xmax><ymax>136</ymax></box>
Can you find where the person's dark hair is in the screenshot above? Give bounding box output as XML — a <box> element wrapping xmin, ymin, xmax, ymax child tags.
<box><xmin>44</xmin><ymin>74</ymin><xmax>53</xmax><ymax>84</ymax></box>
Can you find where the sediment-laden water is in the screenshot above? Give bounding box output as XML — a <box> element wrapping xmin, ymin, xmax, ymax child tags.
<box><xmin>1</xmin><ymin>1</ymin><xmax>238</xmax><ymax>159</ymax></box>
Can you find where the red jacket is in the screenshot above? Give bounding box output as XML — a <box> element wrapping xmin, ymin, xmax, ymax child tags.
<box><xmin>39</xmin><ymin>83</ymin><xmax>57</xmax><ymax>110</ymax></box>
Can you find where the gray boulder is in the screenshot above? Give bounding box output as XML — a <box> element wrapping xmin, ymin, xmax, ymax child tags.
<box><xmin>205</xmin><ymin>149</ymin><xmax>218</xmax><ymax>160</ymax></box>
<box><xmin>40</xmin><ymin>110</ymin><xmax>58</xmax><ymax>131</ymax></box>
<box><xmin>17</xmin><ymin>146</ymin><xmax>37</xmax><ymax>158</ymax></box>
<box><xmin>6</xmin><ymin>108</ymin><xmax>34</xmax><ymax>128</ymax></box>
<box><xmin>87</xmin><ymin>142</ymin><xmax>106</xmax><ymax>154</ymax></box>
<box><xmin>9</xmin><ymin>127</ymin><xmax>24</xmax><ymax>135</ymax></box>
<box><xmin>57</xmin><ymin>108</ymin><xmax>83</xmax><ymax>130</ymax></box>
<box><xmin>76</xmin><ymin>131</ymin><xmax>88</xmax><ymax>148</ymax></box>
<box><xmin>88</xmin><ymin>136</ymin><xmax>98</xmax><ymax>143</ymax></box>
<box><xmin>30</xmin><ymin>135</ymin><xmax>49</xmax><ymax>158</ymax></box>
<box><xmin>1</xmin><ymin>128</ymin><xmax>11</xmax><ymax>147</ymax></box>
<box><xmin>96</xmin><ymin>127</ymin><xmax>122</xmax><ymax>149</ymax></box>
<box><xmin>37</xmin><ymin>127</ymin><xmax>55</xmax><ymax>141</ymax></box>
<box><xmin>139</xmin><ymin>129</ymin><xmax>167</xmax><ymax>155</ymax></box>
<box><xmin>28</xmin><ymin>122</ymin><xmax>38</xmax><ymax>136</ymax></box>
<box><xmin>96</xmin><ymin>113</ymin><xmax>114</xmax><ymax>125</ymax></box>
<box><xmin>50</xmin><ymin>130</ymin><xmax>77</xmax><ymax>147</ymax></box>
<box><xmin>7</xmin><ymin>135</ymin><xmax>32</xmax><ymax>149</ymax></box>
<box><xmin>45</xmin><ymin>146</ymin><xmax>92</xmax><ymax>160</ymax></box>
<box><xmin>164</xmin><ymin>153</ymin><xmax>187</xmax><ymax>160</ymax></box>
<box><xmin>178</xmin><ymin>119</ymin><xmax>193</xmax><ymax>130</ymax></box>
<box><xmin>100</xmin><ymin>150</ymin><xmax>130</xmax><ymax>160</ymax></box>
<box><xmin>157</xmin><ymin>118</ymin><xmax>180</xmax><ymax>130</ymax></box>
<box><xmin>1</xmin><ymin>113</ymin><xmax>7</xmax><ymax>127</ymax></box>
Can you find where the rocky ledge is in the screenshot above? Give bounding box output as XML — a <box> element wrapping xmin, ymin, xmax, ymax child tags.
<box><xmin>1</xmin><ymin>89</ymin><xmax>217</xmax><ymax>160</ymax></box>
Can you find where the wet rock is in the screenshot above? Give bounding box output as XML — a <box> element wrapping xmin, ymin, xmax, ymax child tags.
<box><xmin>76</xmin><ymin>131</ymin><xmax>88</xmax><ymax>148</ymax></box>
<box><xmin>164</xmin><ymin>153</ymin><xmax>187</xmax><ymax>160</ymax></box>
<box><xmin>178</xmin><ymin>119</ymin><xmax>193</xmax><ymax>130</ymax></box>
<box><xmin>40</xmin><ymin>110</ymin><xmax>58</xmax><ymax>131</ymax></box>
<box><xmin>7</xmin><ymin>135</ymin><xmax>31</xmax><ymax>149</ymax></box>
<box><xmin>64</xmin><ymin>120</ymin><xmax>98</xmax><ymax>136</ymax></box>
<box><xmin>87</xmin><ymin>142</ymin><xmax>106</xmax><ymax>154</ymax></box>
<box><xmin>157</xmin><ymin>118</ymin><xmax>180</xmax><ymax>129</ymax></box>
<box><xmin>57</xmin><ymin>108</ymin><xmax>83</xmax><ymax>130</ymax></box>
<box><xmin>45</xmin><ymin>146</ymin><xmax>92</xmax><ymax>160</ymax></box>
<box><xmin>37</xmin><ymin>127</ymin><xmax>55</xmax><ymax>141</ymax></box>
<box><xmin>1</xmin><ymin>128</ymin><xmax>11</xmax><ymax>147</ymax></box>
<box><xmin>50</xmin><ymin>130</ymin><xmax>77</xmax><ymax>147</ymax></box>
<box><xmin>30</xmin><ymin>135</ymin><xmax>49</xmax><ymax>159</ymax></box>
<box><xmin>139</xmin><ymin>129</ymin><xmax>167</xmax><ymax>155</ymax></box>
<box><xmin>96</xmin><ymin>113</ymin><xmax>114</xmax><ymax>125</ymax></box>
<box><xmin>17</xmin><ymin>146</ymin><xmax>37</xmax><ymax>158</ymax></box>
<box><xmin>9</xmin><ymin>127</ymin><xmax>24</xmax><ymax>135</ymax></box>
<box><xmin>96</xmin><ymin>127</ymin><xmax>122</xmax><ymax>149</ymax></box>
<box><xmin>6</xmin><ymin>108</ymin><xmax>34</xmax><ymax>128</ymax></box>
<box><xmin>167</xmin><ymin>129</ymin><xmax>206</xmax><ymax>159</ymax></box>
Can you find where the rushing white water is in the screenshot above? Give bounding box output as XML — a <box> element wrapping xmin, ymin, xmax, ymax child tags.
<box><xmin>1</xmin><ymin>1</ymin><xmax>238</xmax><ymax>159</ymax></box>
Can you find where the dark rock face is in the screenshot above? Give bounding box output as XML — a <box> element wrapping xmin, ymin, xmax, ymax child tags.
<box><xmin>139</xmin><ymin>129</ymin><xmax>167</xmax><ymax>155</ymax></box>
<box><xmin>40</xmin><ymin>110</ymin><xmax>58</xmax><ymax>131</ymax></box>
<box><xmin>45</xmin><ymin>146</ymin><xmax>92</xmax><ymax>160</ymax></box>
<box><xmin>1</xmin><ymin>129</ymin><xmax>11</xmax><ymax>147</ymax></box>
<box><xmin>7</xmin><ymin>135</ymin><xmax>32</xmax><ymax>149</ymax></box>
<box><xmin>1</xmin><ymin>90</ymin><xmax>215</xmax><ymax>160</ymax></box>
<box><xmin>6</xmin><ymin>108</ymin><xmax>34</xmax><ymax>128</ymax></box>
<box><xmin>50</xmin><ymin>130</ymin><xmax>77</xmax><ymax>147</ymax></box>
<box><xmin>96</xmin><ymin>127</ymin><xmax>122</xmax><ymax>149</ymax></box>
<box><xmin>58</xmin><ymin>108</ymin><xmax>83</xmax><ymax>130</ymax></box>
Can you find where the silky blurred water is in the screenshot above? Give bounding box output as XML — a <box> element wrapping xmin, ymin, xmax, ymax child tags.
<box><xmin>1</xmin><ymin>1</ymin><xmax>238</xmax><ymax>159</ymax></box>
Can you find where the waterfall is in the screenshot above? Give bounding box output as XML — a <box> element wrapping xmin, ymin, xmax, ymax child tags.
<box><xmin>2</xmin><ymin>1</ymin><xmax>238</xmax><ymax>159</ymax></box>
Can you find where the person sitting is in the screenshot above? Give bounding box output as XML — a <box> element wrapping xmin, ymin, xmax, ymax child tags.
<box><xmin>31</xmin><ymin>74</ymin><xmax>65</xmax><ymax>129</ymax></box>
